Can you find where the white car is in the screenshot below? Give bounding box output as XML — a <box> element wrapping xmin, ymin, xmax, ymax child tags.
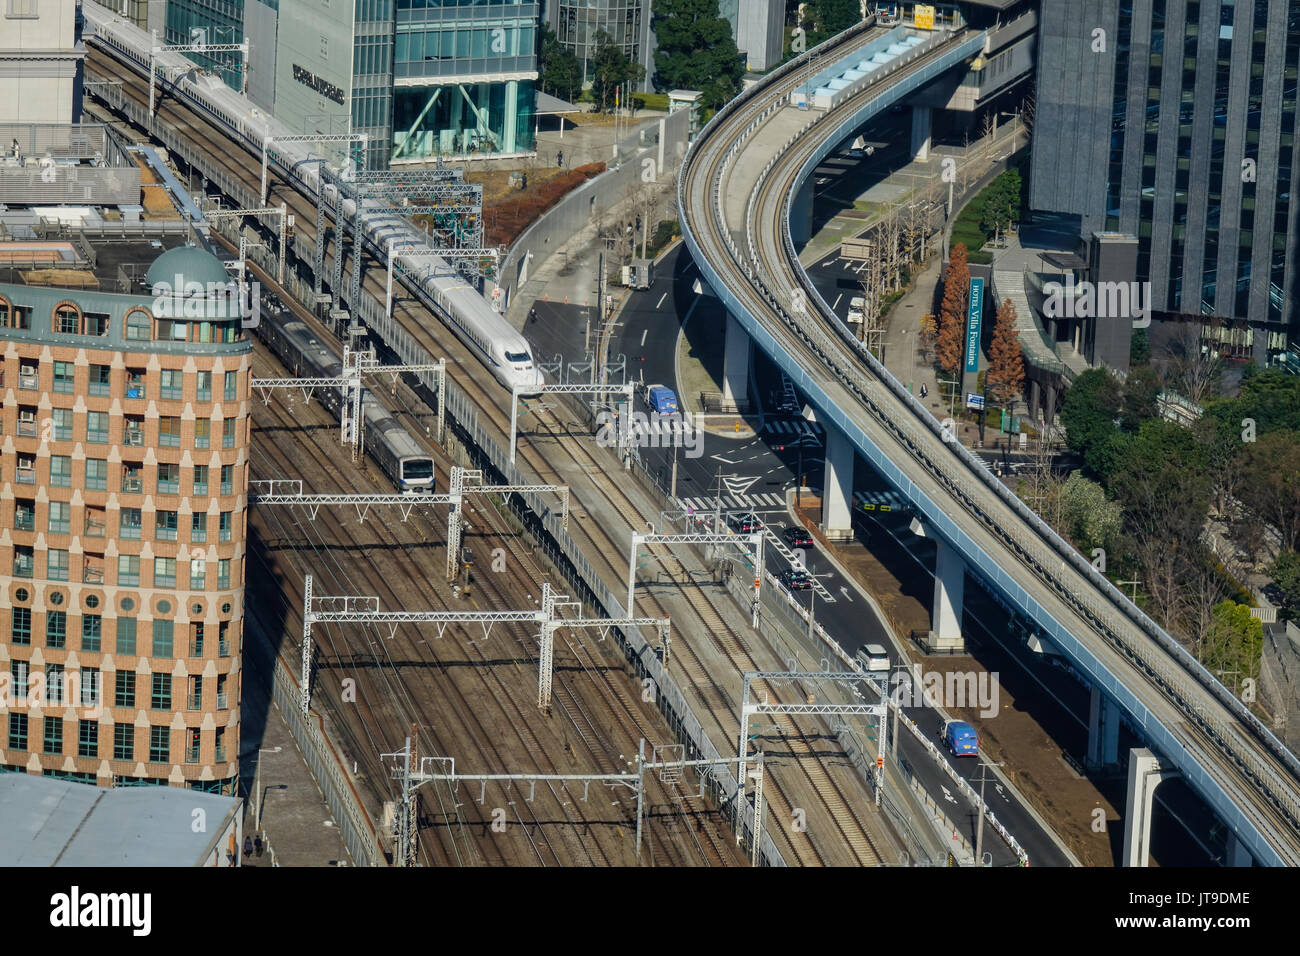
<box><xmin>855</xmin><ymin>643</ymin><xmax>890</xmax><ymax>673</ymax></box>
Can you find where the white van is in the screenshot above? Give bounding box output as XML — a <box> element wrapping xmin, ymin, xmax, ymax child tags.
<box><xmin>855</xmin><ymin>643</ymin><xmax>890</xmax><ymax>672</ymax></box>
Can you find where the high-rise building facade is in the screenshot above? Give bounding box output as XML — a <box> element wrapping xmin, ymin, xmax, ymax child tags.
<box><xmin>0</xmin><ymin>0</ymin><xmax>85</xmax><ymax>123</ymax></box>
<box><xmin>549</xmin><ymin>0</ymin><xmax>653</xmax><ymax>91</ymax></box>
<box><xmin>0</xmin><ymin>246</ymin><xmax>249</xmax><ymax>793</ymax></box>
<box><xmin>1031</xmin><ymin>0</ymin><xmax>1300</xmax><ymax>365</ymax></box>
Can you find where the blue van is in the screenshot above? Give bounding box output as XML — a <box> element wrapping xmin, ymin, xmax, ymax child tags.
<box><xmin>942</xmin><ymin>721</ymin><xmax>979</xmax><ymax>757</ymax></box>
<box><xmin>648</xmin><ymin>385</ymin><xmax>680</xmax><ymax>417</ymax></box>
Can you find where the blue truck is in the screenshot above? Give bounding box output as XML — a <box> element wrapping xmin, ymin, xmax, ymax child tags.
<box><xmin>941</xmin><ymin>720</ymin><xmax>979</xmax><ymax>758</ymax></box>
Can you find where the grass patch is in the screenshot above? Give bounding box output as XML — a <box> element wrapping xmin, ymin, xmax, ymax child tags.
<box><xmin>632</xmin><ymin>92</ymin><xmax>670</xmax><ymax>112</ymax></box>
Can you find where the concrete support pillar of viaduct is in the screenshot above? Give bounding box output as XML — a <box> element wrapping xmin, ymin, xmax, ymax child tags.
<box><xmin>1086</xmin><ymin>684</ymin><xmax>1121</xmax><ymax>771</ymax></box>
<box><xmin>722</xmin><ymin>312</ymin><xmax>751</xmax><ymax>409</ymax></box>
<box><xmin>1225</xmin><ymin>832</ymin><xmax>1254</xmax><ymax>867</ymax></box>
<box><xmin>791</xmin><ymin>176</ymin><xmax>814</xmax><ymax>245</ymax></box>
<box><xmin>930</xmin><ymin>538</ymin><xmax>965</xmax><ymax>652</ymax></box>
<box><xmin>910</xmin><ymin>105</ymin><xmax>932</xmax><ymax>163</ymax></box>
<box><xmin>820</xmin><ymin>424</ymin><xmax>854</xmax><ymax>543</ymax></box>
<box><xmin>1122</xmin><ymin>748</ymin><xmax>1178</xmax><ymax>867</ymax></box>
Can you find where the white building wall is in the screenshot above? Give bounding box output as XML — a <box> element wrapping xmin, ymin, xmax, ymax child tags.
<box><xmin>0</xmin><ymin>0</ymin><xmax>83</xmax><ymax>124</ymax></box>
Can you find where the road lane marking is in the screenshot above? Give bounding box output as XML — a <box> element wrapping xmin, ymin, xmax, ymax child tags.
<box><xmin>656</xmin><ymin>292</ymin><xmax>667</xmax><ymax>308</ymax></box>
<box><xmin>640</xmin><ymin>329</ymin><xmax>648</xmax><ymax>347</ymax></box>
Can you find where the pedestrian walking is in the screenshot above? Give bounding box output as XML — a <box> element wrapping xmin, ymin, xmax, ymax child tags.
<box><xmin>254</xmin><ymin>835</ymin><xmax>264</xmax><ymax>858</ymax></box>
<box><xmin>243</xmin><ymin>835</ymin><xmax>253</xmax><ymax>858</ymax></box>
<box><xmin>556</xmin><ymin>149</ymin><xmax>563</xmax><ymax>168</ymax></box>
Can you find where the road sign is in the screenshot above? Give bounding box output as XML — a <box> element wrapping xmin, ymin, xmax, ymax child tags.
<box><xmin>964</xmin><ymin>277</ymin><xmax>984</xmax><ymax>374</ymax></box>
<box><xmin>966</xmin><ymin>393</ymin><xmax>985</xmax><ymax>410</ymax></box>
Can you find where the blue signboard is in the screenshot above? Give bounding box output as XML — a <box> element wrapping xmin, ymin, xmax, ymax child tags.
<box><xmin>964</xmin><ymin>277</ymin><xmax>984</xmax><ymax>374</ymax></box>
<box><xmin>966</xmin><ymin>393</ymin><xmax>985</xmax><ymax>410</ymax></box>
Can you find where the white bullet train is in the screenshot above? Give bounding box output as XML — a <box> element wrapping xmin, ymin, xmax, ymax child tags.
<box><xmin>84</xmin><ymin>1</ymin><xmax>544</xmax><ymax>398</ymax></box>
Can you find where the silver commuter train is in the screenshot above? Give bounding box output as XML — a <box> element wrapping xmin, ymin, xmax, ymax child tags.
<box><xmin>84</xmin><ymin>2</ymin><xmax>544</xmax><ymax>397</ymax></box>
<box><xmin>255</xmin><ymin>309</ymin><xmax>436</xmax><ymax>492</ymax></box>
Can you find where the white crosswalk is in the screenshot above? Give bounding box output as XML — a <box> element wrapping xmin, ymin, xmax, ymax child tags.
<box><xmin>761</xmin><ymin>420</ymin><xmax>824</xmax><ymax>438</ymax></box>
<box><xmin>628</xmin><ymin>419</ymin><xmax>697</xmax><ymax>438</ymax></box>
<box><xmin>675</xmin><ymin>493</ymin><xmax>789</xmax><ymax>512</ymax></box>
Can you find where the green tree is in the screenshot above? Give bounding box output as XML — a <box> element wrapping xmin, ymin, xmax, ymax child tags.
<box><xmin>652</xmin><ymin>0</ymin><xmax>743</xmax><ymax>109</ymax></box>
<box><xmin>801</xmin><ymin>0</ymin><xmax>860</xmax><ymax>46</ymax></box>
<box><xmin>1129</xmin><ymin>327</ymin><xmax>1151</xmax><ymax>366</ymax></box>
<box><xmin>1239</xmin><ymin>432</ymin><xmax>1300</xmax><ymax>552</ymax></box>
<box><xmin>1059</xmin><ymin>472</ymin><xmax>1123</xmax><ymax>556</ymax></box>
<box><xmin>589</xmin><ymin>31</ymin><xmax>646</xmax><ymax>113</ymax></box>
<box><xmin>538</xmin><ymin>25</ymin><xmax>582</xmax><ymax>104</ymax></box>
<box><xmin>1208</xmin><ymin>367</ymin><xmax>1300</xmax><ymax>436</ymax></box>
<box><xmin>1059</xmin><ymin>368</ymin><xmax>1123</xmax><ymax>477</ymax></box>
<box><xmin>978</xmin><ymin>169</ymin><xmax>1021</xmax><ymax>238</ymax></box>
<box><xmin>1120</xmin><ymin>364</ymin><xmax>1161</xmax><ymax>430</ymax></box>
<box><xmin>1272</xmin><ymin>551</ymin><xmax>1300</xmax><ymax>622</ymax></box>
<box><xmin>1204</xmin><ymin>601</ymin><xmax>1263</xmax><ymax>693</ymax></box>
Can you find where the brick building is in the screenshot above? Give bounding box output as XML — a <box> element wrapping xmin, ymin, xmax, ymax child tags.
<box><xmin>0</xmin><ymin>244</ymin><xmax>250</xmax><ymax>793</ymax></box>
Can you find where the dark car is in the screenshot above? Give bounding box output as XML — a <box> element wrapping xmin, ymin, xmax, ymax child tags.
<box><xmin>727</xmin><ymin>512</ymin><xmax>762</xmax><ymax>534</ymax></box>
<box><xmin>778</xmin><ymin>568</ymin><xmax>813</xmax><ymax>591</ymax></box>
<box><xmin>783</xmin><ymin>526</ymin><xmax>814</xmax><ymax>549</ymax></box>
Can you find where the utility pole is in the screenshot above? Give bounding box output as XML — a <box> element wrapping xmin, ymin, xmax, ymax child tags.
<box><xmin>973</xmin><ymin>760</ymin><xmax>1005</xmax><ymax>867</ymax></box>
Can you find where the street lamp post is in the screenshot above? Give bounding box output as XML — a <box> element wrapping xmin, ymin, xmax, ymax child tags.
<box><xmin>253</xmin><ymin>746</ymin><xmax>283</xmax><ymax>831</ymax></box>
<box><xmin>973</xmin><ymin>759</ymin><xmax>1005</xmax><ymax>866</ymax></box>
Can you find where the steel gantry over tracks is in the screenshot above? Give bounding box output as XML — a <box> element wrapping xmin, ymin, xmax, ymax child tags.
<box><xmin>678</xmin><ymin>15</ymin><xmax>1300</xmax><ymax>863</ymax></box>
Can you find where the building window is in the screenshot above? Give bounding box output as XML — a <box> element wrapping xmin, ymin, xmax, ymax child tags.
<box><xmin>47</xmin><ymin>549</ymin><xmax>69</xmax><ymax>582</ymax></box>
<box><xmin>197</xmin><ymin>371</ymin><xmax>212</xmax><ymax>401</ymax></box>
<box><xmin>78</xmin><ymin>720</ymin><xmax>98</xmax><ymax>758</ymax></box>
<box><xmin>50</xmin><ymin>455</ymin><xmax>71</xmax><ymax>488</ymax></box>
<box><xmin>160</xmin><ymin>369</ymin><xmax>183</xmax><ymax>400</ymax></box>
<box><xmin>114</xmin><ymin>724</ymin><xmax>134</xmax><ymax>761</ymax></box>
<box><xmin>186</xmin><ymin>728</ymin><xmax>201</xmax><ymax>763</ymax></box>
<box><xmin>16</xmin><ymin>454</ymin><xmax>36</xmax><ymax>484</ymax></box>
<box><xmin>187</xmin><ymin>674</ymin><xmax>203</xmax><ymax>710</ymax></box>
<box><xmin>125</xmin><ymin>369</ymin><xmax>145</xmax><ymax>400</ymax></box>
<box><xmin>45</xmin><ymin>664</ymin><xmax>65</xmax><ymax>705</ymax></box>
<box><xmin>149</xmin><ymin>726</ymin><xmax>169</xmax><ymax>763</ymax></box>
<box><xmin>224</xmin><ymin>371</ymin><xmax>238</xmax><ymax>402</ymax></box>
<box><xmin>51</xmin><ymin>407</ymin><xmax>72</xmax><ymax>440</ymax></box>
<box><xmin>117</xmin><ymin>554</ymin><xmax>141</xmax><ymax>587</ymax></box>
<box><xmin>52</xmin><ymin>361</ymin><xmax>75</xmax><ymax>393</ymax></box>
<box><xmin>156</xmin><ymin>510</ymin><xmax>179</xmax><ymax>541</ymax></box>
<box><xmin>11</xmin><ymin>607</ymin><xmax>31</xmax><ymax>645</ymax></box>
<box><xmin>6</xmin><ymin>0</ymin><xmax>39</xmax><ymax>19</ymax></box>
<box><xmin>116</xmin><ymin>617</ymin><xmax>137</xmax><ymax>655</ymax></box>
<box><xmin>152</xmin><ymin>619</ymin><xmax>173</xmax><ymax>657</ymax></box>
<box><xmin>53</xmin><ymin>304</ymin><xmax>80</xmax><ymax>335</ymax></box>
<box><xmin>194</xmin><ymin>418</ymin><xmax>210</xmax><ymax>449</ymax></box>
<box><xmin>13</xmin><ymin>545</ymin><xmax>35</xmax><ymax>578</ymax></box>
<box><xmin>81</xmin><ymin>614</ymin><xmax>101</xmax><ymax>652</ymax></box>
<box><xmin>125</xmin><ymin>309</ymin><xmax>151</xmax><ymax>341</ymax></box>
<box><xmin>215</xmin><ymin>726</ymin><xmax>226</xmax><ymax>762</ymax></box>
<box><xmin>86</xmin><ymin>459</ymin><xmax>108</xmax><ymax>492</ymax></box>
<box><xmin>218</xmin><ymin>620</ymin><xmax>231</xmax><ymax>657</ymax></box>
<box><xmin>80</xmin><ymin>668</ymin><xmax>100</xmax><ymax>707</ymax></box>
<box><xmin>190</xmin><ymin>557</ymin><xmax>206</xmax><ymax>590</ymax></box>
<box><xmin>85</xmin><ymin>506</ymin><xmax>107</xmax><ymax>537</ymax></box>
<box><xmin>8</xmin><ymin>713</ymin><xmax>27</xmax><ymax>751</ymax></box>
<box><xmin>120</xmin><ymin>507</ymin><xmax>143</xmax><ymax>540</ymax></box>
<box><xmin>157</xmin><ymin>462</ymin><xmax>180</xmax><ymax>495</ymax></box>
<box><xmin>220</xmin><ymin>466</ymin><xmax>234</xmax><ymax>496</ymax></box>
<box><xmin>122</xmin><ymin>462</ymin><xmax>143</xmax><ymax>495</ymax></box>
<box><xmin>43</xmin><ymin>716</ymin><xmax>63</xmax><ymax>755</ymax></box>
<box><xmin>48</xmin><ymin>501</ymin><xmax>70</xmax><ymax>535</ymax></box>
<box><xmin>84</xmin><ymin>312</ymin><xmax>110</xmax><ymax>336</ymax></box>
<box><xmin>150</xmin><ymin>673</ymin><xmax>171</xmax><ymax>711</ymax></box>
<box><xmin>124</xmin><ymin>415</ymin><xmax>145</xmax><ymax>447</ymax></box>
<box><xmin>154</xmin><ymin>557</ymin><xmax>177</xmax><ymax>589</ymax></box>
<box><xmin>222</xmin><ymin>417</ymin><xmax>237</xmax><ymax>448</ymax></box>
<box><xmin>218</xmin><ymin>558</ymin><xmax>231</xmax><ymax>590</ymax></box>
<box><xmin>193</xmin><ymin>464</ymin><xmax>209</xmax><ymax>495</ymax></box>
<box><xmin>45</xmin><ymin>610</ymin><xmax>66</xmax><ymax>649</ymax></box>
<box><xmin>14</xmin><ymin>499</ymin><xmax>35</xmax><ymax>531</ymax></box>
<box><xmin>83</xmin><ymin>552</ymin><xmax>105</xmax><ymax>585</ymax></box>
<box><xmin>88</xmin><ymin>363</ymin><xmax>111</xmax><ymax>395</ymax></box>
<box><xmin>11</xmin><ymin>660</ymin><xmax>28</xmax><ymax>702</ymax></box>
<box><xmin>159</xmin><ymin>417</ymin><xmax>181</xmax><ymax>448</ymax></box>
<box><xmin>192</xmin><ymin>513</ymin><xmax>208</xmax><ymax>542</ymax></box>
<box><xmin>86</xmin><ymin>411</ymin><xmax>109</xmax><ymax>444</ymax></box>
<box><xmin>114</xmin><ymin>671</ymin><xmax>135</xmax><ymax>708</ymax></box>
<box><xmin>17</xmin><ymin>404</ymin><xmax>37</xmax><ymax>437</ymax></box>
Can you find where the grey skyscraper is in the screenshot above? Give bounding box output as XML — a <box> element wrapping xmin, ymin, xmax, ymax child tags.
<box><xmin>1031</xmin><ymin>0</ymin><xmax>1299</xmax><ymax>365</ymax></box>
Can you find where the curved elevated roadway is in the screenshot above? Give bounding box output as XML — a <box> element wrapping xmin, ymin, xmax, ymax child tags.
<box><xmin>680</xmin><ymin>17</ymin><xmax>1300</xmax><ymax>865</ymax></box>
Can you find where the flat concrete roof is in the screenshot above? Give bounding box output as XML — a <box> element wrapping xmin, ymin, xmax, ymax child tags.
<box><xmin>0</xmin><ymin>773</ymin><xmax>241</xmax><ymax>866</ymax></box>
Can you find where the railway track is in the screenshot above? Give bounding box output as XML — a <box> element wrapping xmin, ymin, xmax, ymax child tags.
<box><xmin>681</xmin><ymin>18</ymin><xmax>1300</xmax><ymax>864</ymax></box>
<box><xmin>245</xmin><ymin>337</ymin><xmax>738</xmax><ymax>865</ymax></box>
<box><xmin>85</xmin><ymin>44</ymin><xmax>891</xmax><ymax>865</ymax></box>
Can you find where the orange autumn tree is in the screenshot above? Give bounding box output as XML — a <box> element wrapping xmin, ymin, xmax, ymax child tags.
<box><xmin>986</xmin><ymin>296</ymin><xmax>1026</xmax><ymax>407</ymax></box>
<box><xmin>936</xmin><ymin>242</ymin><xmax>969</xmax><ymax>377</ymax></box>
